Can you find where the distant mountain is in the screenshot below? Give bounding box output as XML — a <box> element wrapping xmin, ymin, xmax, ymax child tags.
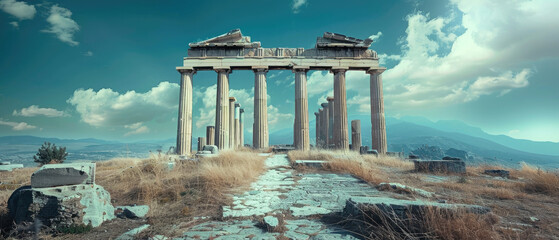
<box><xmin>269</xmin><ymin>115</ymin><xmax>559</xmax><ymax>169</ymax></box>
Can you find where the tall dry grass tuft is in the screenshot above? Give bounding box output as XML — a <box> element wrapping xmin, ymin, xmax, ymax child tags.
<box><xmin>517</xmin><ymin>162</ymin><xmax>559</xmax><ymax>196</ymax></box>
<box><xmin>424</xmin><ymin>208</ymin><xmax>507</xmax><ymax>240</ymax></box>
<box><xmin>200</xmin><ymin>151</ymin><xmax>266</xmax><ymax>189</ymax></box>
<box><xmin>324</xmin><ymin>158</ymin><xmax>388</xmax><ymax>185</ymax></box>
<box><xmin>287</xmin><ymin>150</ymin><xmax>334</xmax><ymax>163</ymax></box>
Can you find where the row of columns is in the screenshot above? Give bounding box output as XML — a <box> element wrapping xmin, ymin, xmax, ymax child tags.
<box><xmin>176</xmin><ymin>67</ymin><xmax>386</xmax><ymax>155</ymax></box>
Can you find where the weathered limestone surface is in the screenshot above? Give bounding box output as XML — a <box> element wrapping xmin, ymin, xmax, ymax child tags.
<box><xmin>239</xmin><ymin>108</ymin><xmax>245</xmax><ymax>147</ymax></box>
<box><xmin>351</xmin><ymin>120</ymin><xmax>361</xmax><ymax>151</ymax></box>
<box><xmin>294</xmin><ymin>68</ymin><xmax>310</xmax><ymax>151</ymax></box>
<box><xmin>31</xmin><ymin>163</ymin><xmax>95</xmax><ymax>188</ymax></box>
<box><xmin>314</xmin><ymin>112</ymin><xmax>320</xmax><ymax>147</ymax></box>
<box><xmin>8</xmin><ymin>184</ymin><xmax>115</xmax><ymax>228</ymax></box>
<box><xmin>206</xmin><ymin>126</ymin><xmax>215</xmax><ymax>146</ymax></box>
<box><xmin>319</xmin><ymin>106</ymin><xmax>328</xmax><ymax>148</ymax></box>
<box><xmin>253</xmin><ymin>68</ymin><xmax>269</xmax><ymax>149</ymax></box>
<box><xmin>116</xmin><ymin>224</ymin><xmax>150</xmax><ymax>240</ymax></box>
<box><xmin>332</xmin><ymin>69</ymin><xmax>349</xmax><ymax>150</ymax></box>
<box><xmin>176</xmin><ymin>69</ymin><xmax>195</xmax><ymax>156</ymax></box>
<box><xmin>229</xmin><ymin>97</ymin><xmax>237</xmax><ymax>149</ymax></box>
<box><xmin>327</xmin><ymin>97</ymin><xmax>334</xmax><ymax>146</ymax></box>
<box><xmin>369</xmin><ymin>70</ymin><xmax>387</xmax><ymax>154</ymax></box>
<box><xmin>234</xmin><ymin>103</ymin><xmax>241</xmax><ymax>148</ymax></box>
<box><xmin>115</xmin><ymin>205</ymin><xmax>149</xmax><ymax>219</ymax></box>
<box><xmin>215</xmin><ymin>68</ymin><xmax>230</xmax><ymax>150</ymax></box>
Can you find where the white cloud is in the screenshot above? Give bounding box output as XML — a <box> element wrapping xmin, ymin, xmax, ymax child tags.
<box><xmin>268</xmin><ymin>105</ymin><xmax>293</xmax><ymax>129</ymax></box>
<box><xmin>9</xmin><ymin>21</ymin><xmax>18</xmax><ymax>28</ymax></box>
<box><xmin>0</xmin><ymin>0</ymin><xmax>35</xmax><ymax>20</ymax></box>
<box><xmin>292</xmin><ymin>0</ymin><xmax>306</xmax><ymax>13</ymax></box>
<box><xmin>67</xmin><ymin>81</ymin><xmax>179</xmax><ymax>127</ymax></box>
<box><xmin>13</xmin><ymin>105</ymin><xmax>67</xmax><ymax>117</ymax></box>
<box><xmin>0</xmin><ymin>119</ymin><xmax>36</xmax><ymax>130</ymax></box>
<box><xmin>84</xmin><ymin>51</ymin><xmax>93</xmax><ymax>57</ymax></box>
<box><xmin>43</xmin><ymin>5</ymin><xmax>80</xmax><ymax>46</ymax></box>
<box><xmin>367</xmin><ymin>0</ymin><xmax>559</xmax><ymax>111</ymax></box>
<box><xmin>124</xmin><ymin>122</ymin><xmax>149</xmax><ymax>136</ymax></box>
<box><xmin>368</xmin><ymin>31</ymin><xmax>383</xmax><ymax>41</ymax></box>
<box><xmin>307</xmin><ymin>71</ymin><xmax>332</xmax><ymax>97</ymax></box>
<box><xmin>347</xmin><ymin>95</ymin><xmax>370</xmax><ymax>113</ymax></box>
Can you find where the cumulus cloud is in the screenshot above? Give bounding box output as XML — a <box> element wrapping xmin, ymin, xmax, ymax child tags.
<box><xmin>268</xmin><ymin>105</ymin><xmax>293</xmax><ymax>128</ymax></box>
<box><xmin>43</xmin><ymin>5</ymin><xmax>80</xmax><ymax>46</ymax></box>
<box><xmin>0</xmin><ymin>0</ymin><xmax>35</xmax><ymax>20</ymax></box>
<box><xmin>83</xmin><ymin>51</ymin><xmax>93</xmax><ymax>57</ymax></box>
<box><xmin>124</xmin><ymin>122</ymin><xmax>149</xmax><ymax>136</ymax></box>
<box><xmin>292</xmin><ymin>0</ymin><xmax>306</xmax><ymax>13</ymax></box>
<box><xmin>0</xmin><ymin>119</ymin><xmax>36</xmax><ymax>130</ymax></box>
<box><xmin>9</xmin><ymin>21</ymin><xmax>18</xmax><ymax>28</ymax></box>
<box><xmin>368</xmin><ymin>31</ymin><xmax>383</xmax><ymax>41</ymax></box>
<box><xmin>67</xmin><ymin>81</ymin><xmax>179</xmax><ymax>127</ymax></box>
<box><xmin>13</xmin><ymin>105</ymin><xmax>67</xmax><ymax>117</ymax></box>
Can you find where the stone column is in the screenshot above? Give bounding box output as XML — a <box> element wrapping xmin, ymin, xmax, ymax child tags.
<box><xmin>351</xmin><ymin>120</ymin><xmax>361</xmax><ymax>151</ymax></box>
<box><xmin>206</xmin><ymin>126</ymin><xmax>215</xmax><ymax>146</ymax></box>
<box><xmin>318</xmin><ymin>109</ymin><xmax>324</xmax><ymax>147</ymax></box>
<box><xmin>327</xmin><ymin>96</ymin><xmax>335</xmax><ymax>146</ymax></box>
<box><xmin>229</xmin><ymin>97</ymin><xmax>237</xmax><ymax>149</ymax></box>
<box><xmin>215</xmin><ymin>68</ymin><xmax>231</xmax><ymax>150</ymax></box>
<box><xmin>368</xmin><ymin>69</ymin><xmax>387</xmax><ymax>154</ymax></box>
<box><xmin>240</xmin><ymin>108</ymin><xmax>245</xmax><ymax>147</ymax></box>
<box><xmin>234</xmin><ymin>103</ymin><xmax>241</xmax><ymax>148</ymax></box>
<box><xmin>253</xmin><ymin>67</ymin><xmax>269</xmax><ymax>149</ymax></box>
<box><xmin>332</xmin><ymin>68</ymin><xmax>349</xmax><ymax>150</ymax></box>
<box><xmin>176</xmin><ymin>69</ymin><xmax>196</xmax><ymax>156</ymax></box>
<box><xmin>293</xmin><ymin>68</ymin><xmax>310</xmax><ymax>151</ymax></box>
<box><xmin>314</xmin><ymin>112</ymin><xmax>320</xmax><ymax>148</ymax></box>
<box><xmin>320</xmin><ymin>104</ymin><xmax>329</xmax><ymax>148</ymax></box>
<box><xmin>197</xmin><ymin>137</ymin><xmax>206</xmax><ymax>152</ymax></box>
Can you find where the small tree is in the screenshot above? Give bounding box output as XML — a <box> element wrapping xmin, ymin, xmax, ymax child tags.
<box><xmin>34</xmin><ymin>142</ymin><xmax>68</xmax><ymax>166</ymax></box>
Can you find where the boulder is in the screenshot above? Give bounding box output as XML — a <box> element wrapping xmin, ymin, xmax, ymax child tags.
<box><xmin>31</xmin><ymin>163</ymin><xmax>96</xmax><ymax>188</ymax></box>
<box><xmin>484</xmin><ymin>169</ymin><xmax>510</xmax><ymax>178</ymax></box>
<box><xmin>202</xmin><ymin>145</ymin><xmax>219</xmax><ymax>154</ymax></box>
<box><xmin>263</xmin><ymin>216</ymin><xmax>279</xmax><ymax>230</ymax></box>
<box><xmin>413</xmin><ymin>159</ymin><xmax>466</xmax><ymax>174</ymax></box>
<box><xmin>7</xmin><ymin>184</ymin><xmax>115</xmax><ymax>228</ymax></box>
<box><xmin>116</xmin><ymin>205</ymin><xmax>149</xmax><ymax>219</ymax></box>
<box><xmin>116</xmin><ymin>224</ymin><xmax>150</xmax><ymax>240</ymax></box>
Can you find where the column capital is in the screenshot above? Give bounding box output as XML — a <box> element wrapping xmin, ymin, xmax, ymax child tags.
<box><xmin>214</xmin><ymin>67</ymin><xmax>231</xmax><ymax>74</ymax></box>
<box><xmin>326</xmin><ymin>96</ymin><xmax>334</xmax><ymax>102</ymax></box>
<box><xmin>240</xmin><ymin>108</ymin><xmax>245</xmax><ymax>113</ymax></box>
<box><xmin>330</xmin><ymin>67</ymin><xmax>348</xmax><ymax>74</ymax></box>
<box><xmin>314</xmin><ymin>112</ymin><xmax>320</xmax><ymax>116</ymax></box>
<box><xmin>292</xmin><ymin>66</ymin><xmax>310</xmax><ymax>73</ymax></box>
<box><xmin>229</xmin><ymin>96</ymin><xmax>237</xmax><ymax>102</ymax></box>
<box><xmin>367</xmin><ymin>68</ymin><xmax>386</xmax><ymax>75</ymax></box>
<box><xmin>177</xmin><ymin>67</ymin><xmax>196</xmax><ymax>74</ymax></box>
<box><xmin>252</xmin><ymin>66</ymin><xmax>269</xmax><ymax>73</ymax></box>
<box><xmin>321</xmin><ymin>103</ymin><xmax>328</xmax><ymax>108</ymax></box>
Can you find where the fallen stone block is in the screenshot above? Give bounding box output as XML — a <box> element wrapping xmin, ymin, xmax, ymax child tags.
<box><xmin>7</xmin><ymin>184</ymin><xmax>115</xmax><ymax>228</ymax></box>
<box><xmin>413</xmin><ymin>159</ymin><xmax>465</xmax><ymax>174</ymax></box>
<box><xmin>0</xmin><ymin>161</ymin><xmax>11</xmax><ymax>165</ymax></box>
<box><xmin>0</xmin><ymin>164</ymin><xmax>24</xmax><ymax>172</ymax></box>
<box><xmin>116</xmin><ymin>205</ymin><xmax>149</xmax><ymax>219</ymax></box>
<box><xmin>484</xmin><ymin>169</ymin><xmax>510</xmax><ymax>178</ymax></box>
<box><xmin>378</xmin><ymin>182</ymin><xmax>434</xmax><ymax>198</ymax></box>
<box><xmin>263</xmin><ymin>215</ymin><xmax>279</xmax><ymax>231</ymax></box>
<box><xmin>294</xmin><ymin>160</ymin><xmax>326</xmax><ymax>168</ymax></box>
<box><xmin>31</xmin><ymin>163</ymin><xmax>96</xmax><ymax>188</ymax></box>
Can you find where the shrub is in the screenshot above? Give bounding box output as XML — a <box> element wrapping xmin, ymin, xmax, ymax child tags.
<box><xmin>33</xmin><ymin>142</ymin><xmax>68</xmax><ymax>166</ymax></box>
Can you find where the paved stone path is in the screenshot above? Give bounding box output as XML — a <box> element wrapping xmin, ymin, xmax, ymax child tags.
<box><xmin>178</xmin><ymin>154</ymin><xmax>385</xmax><ymax>240</ymax></box>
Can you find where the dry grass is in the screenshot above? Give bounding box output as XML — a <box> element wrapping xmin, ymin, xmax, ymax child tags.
<box><xmin>516</xmin><ymin>162</ymin><xmax>559</xmax><ymax>196</ymax></box>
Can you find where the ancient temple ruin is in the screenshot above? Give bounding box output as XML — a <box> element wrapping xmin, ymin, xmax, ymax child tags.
<box><xmin>176</xmin><ymin>29</ymin><xmax>387</xmax><ymax>155</ymax></box>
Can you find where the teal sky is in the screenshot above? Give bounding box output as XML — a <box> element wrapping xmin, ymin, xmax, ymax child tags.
<box><xmin>1</xmin><ymin>0</ymin><xmax>558</xmax><ymax>143</ymax></box>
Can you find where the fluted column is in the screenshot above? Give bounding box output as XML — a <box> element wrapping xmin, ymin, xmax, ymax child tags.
<box><xmin>294</xmin><ymin>68</ymin><xmax>310</xmax><ymax>150</ymax></box>
<box><xmin>253</xmin><ymin>67</ymin><xmax>269</xmax><ymax>149</ymax></box>
<box><xmin>351</xmin><ymin>120</ymin><xmax>361</xmax><ymax>151</ymax></box>
<box><xmin>234</xmin><ymin>103</ymin><xmax>241</xmax><ymax>148</ymax></box>
<box><xmin>229</xmin><ymin>97</ymin><xmax>236</xmax><ymax>149</ymax></box>
<box><xmin>176</xmin><ymin>69</ymin><xmax>196</xmax><ymax>156</ymax></box>
<box><xmin>206</xmin><ymin>126</ymin><xmax>215</xmax><ymax>146</ymax></box>
<box><xmin>327</xmin><ymin>96</ymin><xmax>334</xmax><ymax>146</ymax></box>
<box><xmin>314</xmin><ymin>112</ymin><xmax>320</xmax><ymax>148</ymax></box>
<box><xmin>368</xmin><ymin>69</ymin><xmax>387</xmax><ymax>154</ymax></box>
<box><xmin>197</xmin><ymin>137</ymin><xmax>206</xmax><ymax>152</ymax></box>
<box><xmin>240</xmin><ymin>108</ymin><xmax>245</xmax><ymax>147</ymax></box>
<box><xmin>320</xmin><ymin>105</ymin><xmax>328</xmax><ymax>148</ymax></box>
<box><xmin>215</xmin><ymin>68</ymin><xmax>231</xmax><ymax>150</ymax></box>
<box><xmin>332</xmin><ymin>68</ymin><xmax>349</xmax><ymax>150</ymax></box>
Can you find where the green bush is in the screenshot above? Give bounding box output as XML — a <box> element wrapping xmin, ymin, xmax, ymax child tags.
<box><xmin>33</xmin><ymin>142</ymin><xmax>68</xmax><ymax>166</ymax></box>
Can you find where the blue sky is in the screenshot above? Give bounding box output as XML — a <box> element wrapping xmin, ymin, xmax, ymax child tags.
<box><xmin>1</xmin><ymin>0</ymin><xmax>558</xmax><ymax>143</ymax></box>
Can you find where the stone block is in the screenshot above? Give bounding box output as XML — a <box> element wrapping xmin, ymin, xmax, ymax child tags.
<box><xmin>0</xmin><ymin>164</ymin><xmax>24</xmax><ymax>172</ymax></box>
<box><xmin>413</xmin><ymin>159</ymin><xmax>465</xmax><ymax>174</ymax></box>
<box><xmin>294</xmin><ymin>160</ymin><xmax>326</xmax><ymax>168</ymax></box>
<box><xmin>116</xmin><ymin>205</ymin><xmax>149</xmax><ymax>219</ymax></box>
<box><xmin>484</xmin><ymin>169</ymin><xmax>510</xmax><ymax>178</ymax></box>
<box><xmin>31</xmin><ymin>163</ymin><xmax>96</xmax><ymax>188</ymax></box>
<box><xmin>0</xmin><ymin>161</ymin><xmax>10</xmax><ymax>165</ymax></box>
<box><xmin>202</xmin><ymin>145</ymin><xmax>219</xmax><ymax>154</ymax></box>
<box><xmin>7</xmin><ymin>184</ymin><xmax>115</xmax><ymax>228</ymax></box>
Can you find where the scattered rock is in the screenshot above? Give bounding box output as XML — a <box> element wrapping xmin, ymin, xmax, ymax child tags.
<box><xmin>408</xmin><ymin>154</ymin><xmax>420</xmax><ymax>159</ymax></box>
<box><xmin>413</xmin><ymin>159</ymin><xmax>466</xmax><ymax>174</ymax></box>
<box><xmin>116</xmin><ymin>205</ymin><xmax>149</xmax><ymax>219</ymax></box>
<box><xmin>294</xmin><ymin>160</ymin><xmax>327</xmax><ymax>168</ymax></box>
<box><xmin>116</xmin><ymin>224</ymin><xmax>150</xmax><ymax>240</ymax></box>
<box><xmin>31</xmin><ymin>163</ymin><xmax>96</xmax><ymax>188</ymax></box>
<box><xmin>263</xmin><ymin>216</ymin><xmax>279</xmax><ymax>230</ymax></box>
<box><xmin>530</xmin><ymin>216</ymin><xmax>540</xmax><ymax>222</ymax></box>
<box><xmin>484</xmin><ymin>169</ymin><xmax>510</xmax><ymax>178</ymax></box>
<box><xmin>8</xmin><ymin>184</ymin><xmax>115</xmax><ymax>228</ymax></box>
<box><xmin>442</xmin><ymin>156</ymin><xmax>461</xmax><ymax>161</ymax></box>
<box><xmin>0</xmin><ymin>161</ymin><xmax>10</xmax><ymax>165</ymax></box>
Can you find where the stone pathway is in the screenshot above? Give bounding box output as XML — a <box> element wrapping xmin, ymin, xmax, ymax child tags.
<box><xmin>176</xmin><ymin>154</ymin><xmax>388</xmax><ymax>240</ymax></box>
